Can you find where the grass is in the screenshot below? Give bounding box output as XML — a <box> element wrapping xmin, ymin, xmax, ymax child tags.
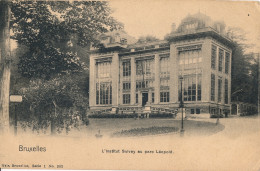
<box><xmin>112</xmin><ymin>126</ymin><xmax>179</xmax><ymax>137</ymax></box>
<box><xmin>86</xmin><ymin>118</ymin><xmax>225</xmax><ymax>137</ymax></box>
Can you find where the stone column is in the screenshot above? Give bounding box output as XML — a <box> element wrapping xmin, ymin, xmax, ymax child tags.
<box><xmin>154</xmin><ymin>53</ymin><xmax>160</xmax><ymax>104</ymax></box>
<box><xmin>131</xmin><ymin>57</ymin><xmax>136</xmax><ymax>104</ymax></box>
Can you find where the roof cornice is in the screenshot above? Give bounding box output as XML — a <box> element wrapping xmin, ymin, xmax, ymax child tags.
<box><xmin>166</xmin><ymin>27</ymin><xmax>235</xmax><ymax>48</ymax></box>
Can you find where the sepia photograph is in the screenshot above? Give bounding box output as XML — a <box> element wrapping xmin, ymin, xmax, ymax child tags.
<box><xmin>0</xmin><ymin>0</ymin><xmax>260</xmax><ymax>170</ymax></box>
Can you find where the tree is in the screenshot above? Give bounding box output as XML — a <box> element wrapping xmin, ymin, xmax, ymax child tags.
<box><xmin>0</xmin><ymin>0</ymin><xmax>11</xmax><ymax>134</ymax></box>
<box><xmin>137</xmin><ymin>35</ymin><xmax>159</xmax><ymax>44</ymax></box>
<box><xmin>18</xmin><ymin>73</ymin><xmax>88</xmax><ymax>134</ymax></box>
<box><xmin>227</xmin><ymin>27</ymin><xmax>255</xmax><ymax>51</ymax></box>
<box><xmin>10</xmin><ymin>1</ymin><xmax>122</xmax><ymax>134</ymax></box>
<box><xmin>229</xmin><ymin>27</ymin><xmax>258</xmax><ymax>104</ymax></box>
<box><xmin>11</xmin><ymin>1</ymin><xmax>123</xmax><ymax>79</ymax></box>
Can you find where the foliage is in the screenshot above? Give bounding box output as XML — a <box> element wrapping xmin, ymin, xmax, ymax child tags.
<box><xmin>149</xmin><ymin>113</ymin><xmax>174</xmax><ymax>118</ymax></box>
<box><xmin>88</xmin><ymin>113</ymin><xmax>174</xmax><ymax>118</ymax></box>
<box><xmin>18</xmin><ymin>73</ymin><xmax>88</xmax><ymax>134</ymax></box>
<box><xmin>9</xmin><ymin>1</ymin><xmax>122</xmax><ymax>133</ymax></box>
<box><xmin>227</xmin><ymin>27</ymin><xmax>255</xmax><ymax>50</ymax></box>
<box><xmin>229</xmin><ymin>27</ymin><xmax>258</xmax><ymax>104</ymax></box>
<box><xmin>210</xmin><ymin>114</ymin><xmax>224</xmax><ymax>118</ymax></box>
<box><xmin>10</xmin><ymin>1</ymin><xmax>123</xmax><ymax>79</ymax></box>
<box><xmin>88</xmin><ymin>113</ymin><xmax>138</xmax><ymax>118</ymax></box>
<box><xmin>136</xmin><ymin>35</ymin><xmax>159</xmax><ymax>44</ymax></box>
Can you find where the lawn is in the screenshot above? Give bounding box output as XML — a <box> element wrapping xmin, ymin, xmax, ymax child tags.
<box><xmin>14</xmin><ymin>117</ymin><xmax>225</xmax><ymax>138</ymax></box>
<box><xmin>84</xmin><ymin>118</ymin><xmax>225</xmax><ymax>138</ymax></box>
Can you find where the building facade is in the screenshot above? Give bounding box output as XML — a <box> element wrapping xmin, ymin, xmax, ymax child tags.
<box><xmin>89</xmin><ymin>14</ymin><xmax>234</xmax><ymax>117</ymax></box>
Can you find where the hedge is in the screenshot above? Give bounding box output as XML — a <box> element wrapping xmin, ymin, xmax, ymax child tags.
<box><xmin>88</xmin><ymin>113</ymin><xmax>175</xmax><ymax>118</ymax></box>
<box><xmin>210</xmin><ymin>114</ymin><xmax>224</xmax><ymax>118</ymax></box>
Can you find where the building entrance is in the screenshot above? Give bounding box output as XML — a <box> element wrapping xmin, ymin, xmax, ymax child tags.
<box><xmin>142</xmin><ymin>93</ymin><xmax>148</xmax><ymax>106</ymax></box>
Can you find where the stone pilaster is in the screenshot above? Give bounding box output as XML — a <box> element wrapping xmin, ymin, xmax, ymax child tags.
<box><xmin>148</xmin><ymin>89</ymin><xmax>152</xmax><ymax>104</ymax></box>
<box><xmin>131</xmin><ymin>57</ymin><xmax>136</xmax><ymax>104</ymax></box>
<box><xmin>170</xmin><ymin>43</ymin><xmax>178</xmax><ymax>103</ymax></box>
<box><xmin>138</xmin><ymin>91</ymin><xmax>142</xmax><ymax>106</ymax></box>
<box><xmin>154</xmin><ymin>53</ymin><xmax>160</xmax><ymax>104</ymax></box>
<box><xmin>112</xmin><ymin>53</ymin><xmax>119</xmax><ymax>106</ymax></box>
<box><xmin>89</xmin><ymin>54</ymin><xmax>96</xmax><ymax>108</ymax></box>
<box><xmin>201</xmin><ymin>38</ymin><xmax>211</xmax><ymax>102</ymax></box>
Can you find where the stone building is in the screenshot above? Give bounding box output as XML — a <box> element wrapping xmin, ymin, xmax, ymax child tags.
<box><xmin>89</xmin><ymin>13</ymin><xmax>235</xmax><ymax>117</ymax></box>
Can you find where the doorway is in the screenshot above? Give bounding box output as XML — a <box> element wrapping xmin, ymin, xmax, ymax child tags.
<box><xmin>142</xmin><ymin>93</ymin><xmax>148</xmax><ymax>106</ymax></box>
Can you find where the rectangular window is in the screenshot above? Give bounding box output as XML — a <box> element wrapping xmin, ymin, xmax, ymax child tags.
<box><xmin>225</xmin><ymin>79</ymin><xmax>228</xmax><ymax>104</ymax></box>
<box><xmin>218</xmin><ymin>77</ymin><xmax>222</xmax><ymax>102</ymax></box>
<box><xmin>136</xmin><ymin>59</ymin><xmax>154</xmax><ymax>76</ymax></box>
<box><xmin>160</xmin><ymin>79</ymin><xmax>169</xmax><ymax>87</ymax></box>
<box><xmin>160</xmin><ymin>92</ymin><xmax>169</xmax><ymax>102</ymax></box>
<box><xmin>96</xmin><ymin>82</ymin><xmax>112</xmax><ymax>105</ymax></box>
<box><xmin>191</xmin><ymin>109</ymin><xmax>195</xmax><ymax>114</ymax></box>
<box><xmin>136</xmin><ymin>94</ymin><xmax>138</xmax><ymax>103</ymax></box>
<box><xmin>96</xmin><ymin>83</ymin><xmax>99</xmax><ymax>105</ymax></box>
<box><xmin>160</xmin><ymin>55</ymin><xmax>170</xmax><ymax>78</ymax></box>
<box><xmin>136</xmin><ymin>81</ymin><xmax>141</xmax><ymax>89</ymax></box>
<box><xmin>145</xmin><ymin>60</ymin><xmax>152</xmax><ymax>75</ymax></box>
<box><xmin>190</xmin><ymin>76</ymin><xmax>196</xmax><ymax>101</ymax></box>
<box><xmin>96</xmin><ymin>61</ymin><xmax>111</xmax><ymax>78</ymax></box>
<box><xmin>136</xmin><ymin>61</ymin><xmax>143</xmax><ymax>75</ymax></box>
<box><xmin>123</xmin><ymin>94</ymin><xmax>131</xmax><ymax>104</ymax></box>
<box><xmin>178</xmin><ymin>48</ymin><xmax>202</xmax><ymax>71</ymax></box>
<box><xmin>196</xmin><ymin>108</ymin><xmax>201</xmax><ymax>114</ymax></box>
<box><xmin>110</xmin><ymin>86</ymin><xmax>112</xmax><ymax>104</ymax></box>
<box><xmin>197</xmin><ymin>75</ymin><xmax>201</xmax><ymax>101</ymax></box>
<box><xmin>152</xmin><ymin>93</ymin><xmax>154</xmax><ymax>103</ymax></box>
<box><xmin>225</xmin><ymin>52</ymin><xmax>230</xmax><ymax>74</ymax></box>
<box><xmin>136</xmin><ymin>80</ymin><xmax>154</xmax><ymax>89</ymax></box>
<box><xmin>123</xmin><ymin>82</ymin><xmax>131</xmax><ymax>90</ymax></box>
<box><xmin>122</xmin><ymin>61</ymin><xmax>131</xmax><ymax>76</ymax></box>
<box><xmin>211</xmin><ymin>74</ymin><xmax>215</xmax><ymax>101</ymax></box>
<box><xmin>219</xmin><ymin>49</ymin><xmax>224</xmax><ymax>72</ymax></box>
<box><xmin>179</xmin><ymin>74</ymin><xmax>201</xmax><ymax>102</ymax></box>
<box><xmin>211</xmin><ymin>45</ymin><xmax>217</xmax><ymax>69</ymax></box>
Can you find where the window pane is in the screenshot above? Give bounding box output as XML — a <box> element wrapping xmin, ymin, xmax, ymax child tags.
<box><xmin>219</xmin><ymin>49</ymin><xmax>224</xmax><ymax>72</ymax></box>
<box><xmin>123</xmin><ymin>61</ymin><xmax>131</xmax><ymax>76</ymax></box>
<box><xmin>211</xmin><ymin>45</ymin><xmax>216</xmax><ymax>69</ymax></box>
<box><xmin>225</xmin><ymin>52</ymin><xmax>230</xmax><ymax>74</ymax></box>
<box><xmin>211</xmin><ymin>74</ymin><xmax>215</xmax><ymax>101</ymax></box>
<box><xmin>96</xmin><ymin>82</ymin><xmax>112</xmax><ymax>105</ymax></box>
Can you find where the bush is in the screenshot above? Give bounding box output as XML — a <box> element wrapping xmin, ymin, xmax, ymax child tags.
<box><xmin>88</xmin><ymin>113</ymin><xmax>175</xmax><ymax>118</ymax></box>
<box><xmin>210</xmin><ymin>114</ymin><xmax>224</xmax><ymax>118</ymax></box>
<box><xmin>149</xmin><ymin>113</ymin><xmax>175</xmax><ymax>118</ymax></box>
<box><xmin>88</xmin><ymin>113</ymin><xmax>138</xmax><ymax>118</ymax></box>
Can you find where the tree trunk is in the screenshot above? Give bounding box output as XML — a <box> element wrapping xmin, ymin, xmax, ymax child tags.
<box><xmin>258</xmin><ymin>54</ymin><xmax>260</xmax><ymax>116</ymax></box>
<box><xmin>51</xmin><ymin>100</ymin><xmax>57</xmax><ymax>135</ymax></box>
<box><xmin>0</xmin><ymin>0</ymin><xmax>11</xmax><ymax>134</ymax></box>
<box><xmin>50</xmin><ymin>118</ymin><xmax>55</xmax><ymax>135</ymax></box>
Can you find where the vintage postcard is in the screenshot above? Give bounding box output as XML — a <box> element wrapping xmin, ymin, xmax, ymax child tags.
<box><xmin>0</xmin><ymin>0</ymin><xmax>260</xmax><ymax>170</ymax></box>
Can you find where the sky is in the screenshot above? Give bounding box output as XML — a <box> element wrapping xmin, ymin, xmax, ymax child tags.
<box><xmin>109</xmin><ymin>0</ymin><xmax>260</xmax><ymax>53</ymax></box>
